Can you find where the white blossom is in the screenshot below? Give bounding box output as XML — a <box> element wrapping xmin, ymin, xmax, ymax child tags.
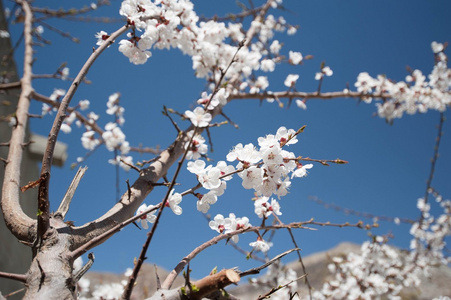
<box><xmin>284</xmin><ymin>74</ymin><xmax>299</xmax><ymax>87</ymax></box>
<box><xmin>185</xmin><ymin>107</ymin><xmax>212</xmax><ymax>127</ymax></box>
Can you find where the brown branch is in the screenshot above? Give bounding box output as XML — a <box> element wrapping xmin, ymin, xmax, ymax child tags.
<box><xmin>257</xmin><ymin>274</ymin><xmax>307</xmax><ymax>300</ymax></box>
<box><xmin>74</xmin><ymin>253</ymin><xmax>94</xmax><ymax>282</ymax></box>
<box><xmin>271</xmin><ymin>213</ymin><xmax>312</xmax><ymax>299</ymax></box>
<box><xmin>31</xmin><ymin>0</ymin><xmax>108</xmax><ymax>19</ymax></box>
<box><xmin>0</xmin><ymin>0</ymin><xmax>36</xmax><ymax>243</ymax></box>
<box><xmin>121</xmin><ymin>128</ymin><xmax>199</xmax><ymax>299</ymax></box>
<box><xmin>0</xmin><ymin>271</ymin><xmax>27</xmax><ymax>283</ymax></box>
<box><xmin>297</xmin><ymin>156</ymin><xmax>348</xmax><ymax>166</ymax></box>
<box><xmin>229</xmin><ymin>90</ymin><xmax>391</xmax><ymax>102</ymax></box>
<box><xmin>68</xmin><ymin>203</ymin><xmax>162</xmax><ymax>259</ymax></box>
<box><xmin>187</xmin><ymin>269</ymin><xmax>240</xmax><ymax>300</ymax></box>
<box><xmin>39</xmin><ymin>23</ymin><xmax>128</xmax><ymax>182</ymax></box>
<box><xmin>161</xmin><ymin>220</ymin><xmax>373</xmax><ymax>290</ymax></box>
<box><xmin>201</xmin><ymin>4</ymin><xmax>266</xmax><ymax>22</ymax></box>
<box><xmin>239</xmin><ymin>248</ymin><xmax>299</xmax><ymax>277</ymax></box>
<box><xmin>36</xmin><ymin>20</ymin><xmax>80</xmax><ymax>43</ymax></box>
<box><xmin>0</xmin><ymin>81</ymin><xmax>21</xmax><ymax>90</ymax></box>
<box><xmin>423</xmin><ymin>112</ymin><xmax>445</xmax><ymax>205</ymax></box>
<box><xmin>2</xmin><ymin>288</ymin><xmax>25</xmax><ymax>298</ymax></box>
<box><xmin>308</xmin><ymin>196</ymin><xmax>416</xmax><ymax>224</ymax></box>
<box><xmin>35</xmin><ymin>24</ymin><xmax>129</xmax><ymax>242</ymax></box>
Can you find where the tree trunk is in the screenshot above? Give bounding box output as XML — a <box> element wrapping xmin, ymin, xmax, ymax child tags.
<box><xmin>23</xmin><ymin>221</ymin><xmax>76</xmax><ymax>299</ymax></box>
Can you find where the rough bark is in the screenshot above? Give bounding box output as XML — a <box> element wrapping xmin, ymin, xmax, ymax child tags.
<box><xmin>23</xmin><ymin>219</ymin><xmax>75</xmax><ymax>300</ymax></box>
<box><xmin>0</xmin><ymin>0</ymin><xmax>36</xmax><ymax>244</ymax></box>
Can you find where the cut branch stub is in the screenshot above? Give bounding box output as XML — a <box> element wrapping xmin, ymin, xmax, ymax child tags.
<box><xmin>56</xmin><ymin>166</ymin><xmax>87</xmax><ymax>219</ymax></box>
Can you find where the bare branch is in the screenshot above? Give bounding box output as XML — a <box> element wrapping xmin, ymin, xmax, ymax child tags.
<box><xmin>74</xmin><ymin>253</ymin><xmax>94</xmax><ymax>282</ymax></box>
<box><xmin>39</xmin><ymin>23</ymin><xmax>128</xmax><ymax>187</ymax></box>
<box><xmin>161</xmin><ymin>219</ymin><xmax>372</xmax><ymax>290</ymax></box>
<box><xmin>0</xmin><ymin>0</ymin><xmax>36</xmax><ymax>243</ymax></box>
<box><xmin>55</xmin><ymin>166</ymin><xmax>88</xmax><ymax>219</ymax></box>
<box><xmin>239</xmin><ymin>248</ymin><xmax>299</xmax><ymax>277</ymax></box>
<box><xmin>122</xmin><ymin>127</ymin><xmax>200</xmax><ymax>299</ymax></box>
<box><xmin>0</xmin><ymin>271</ymin><xmax>27</xmax><ymax>283</ymax></box>
<box><xmin>188</xmin><ymin>269</ymin><xmax>240</xmax><ymax>299</ymax></box>
<box><xmin>68</xmin><ymin>203</ymin><xmax>162</xmax><ymax>259</ymax></box>
<box><xmin>229</xmin><ymin>90</ymin><xmax>391</xmax><ymax>102</ymax></box>
<box><xmin>34</xmin><ymin>23</ymin><xmax>129</xmax><ymax>243</ymax></box>
<box><xmin>309</xmin><ymin>196</ymin><xmax>416</xmax><ymax>224</ymax></box>
<box><xmin>0</xmin><ymin>81</ymin><xmax>21</xmax><ymax>90</ymax></box>
<box><xmin>423</xmin><ymin>112</ymin><xmax>445</xmax><ymax>205</ymax></box>
<box><xmin>257</xmin><ymin>274</ymin><xmax>307</xmax><ymax>300</ymax></box>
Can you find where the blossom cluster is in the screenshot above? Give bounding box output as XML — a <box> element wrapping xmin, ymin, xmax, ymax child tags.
<box><xmin>209</xmin><ymin>213</ymin><xmax>250</xmax><ymax>243</ymax></box>
<box><xmin>76</xmin><ymin>93</ymin><xmax>132</xmax><ymax>171</ymax></box>
<box><xmin>408</xmin><ymin>193</ymin><xmax>451</xmax><ymax>267</ymax></box>
<box><xmin>136</xmin><ymin>126</ymin><xmax>309</xmax><ymax>255</ymax></box>
<box><xmin>226</xmin><ymin>126</ymin><xmax>312</xmax><ymax>198</ymax></box>
<box><xmin>184</xmin><ymin>126</ymin><xmax>311</xmax><ymax>215</ymax></box>
<box><xmin>187</xmin><ymin>159</ymin><xmax>234</xmax><ymax>213</ymax></box>
<box><xmin>113</xmin><ymin>0</ymin><xmax>304</xmax><ymax>102</ymax></box>
<box><xmin>313</xmin><ymin>237</ymin><xmax>415</xmax><ymax>300</ymax></box>
<box><xmin>354</xmin><ymin>42</ymin><xmax>450</xmax><ymax>122</ymax></box>
<box><xmin>314</xmin><ymin>191</ymin><xmax>451</xmax><ymax>300</ymax></box>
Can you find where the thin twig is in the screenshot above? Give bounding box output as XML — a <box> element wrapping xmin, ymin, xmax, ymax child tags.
<box><xmin>256</xmin><ymin>274</ymin><xmax>307</xmax><ymax>300</ymax></box>
<box><xmin>2</xmin><ymin>288</ymin><xmax>25</xmax><ymax>298</ymax></box>
<box><xmin>121</xmin><ymin>129</ymin><xmax>197</xmax><ymax>299</ymax></box>
<box><xmin>423</xmin><ymin>112</ymin><xmax>445</xmax><ymax>205</ymax></box>
<box><xmin>271</xmin><ymin>214</ymin><xmax>312</xmax><ymax>299</ymax></box>
<box><xmin>161</xmin><ymin>219</ymin><xmax>373</xmax><ymax>290</ymax></box>
<box><xmin>239</xmin><ymin>248</ymin><xmax>299</xmax><ymax>277</ymax></box>
<box><xmin>163</xmin><ymin>106</ymin><xmax>181</xmax><ymax>133</ymax></box>
<box><xmin>229</xmin><ymin>90</ymin><xmax>391</xmax><ymax>102</ymax></box>
<box><xmin>68</xmin><ymin>203</ymin><xmax>162</xmax><ymax>259</ymax></box>
<box><xmin>0</xmin><ymin>271</ymin><xmax>27</xmax><ymax>283</ymax></box>
<box><xmin>309</xmin><ymin>196</ymin><xmax>416</xmax><ymax>224</ymax></box>
<box><xmin>0</xmin><ymin>81</ymin><xmax>21</xmax><ymax>90</ymax></box>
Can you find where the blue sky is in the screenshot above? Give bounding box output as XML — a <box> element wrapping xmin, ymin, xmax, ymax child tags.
<box><xmin>4</xmin><ymin>0</ymin><xmax>451</xmax><ymax>279</ymax></box>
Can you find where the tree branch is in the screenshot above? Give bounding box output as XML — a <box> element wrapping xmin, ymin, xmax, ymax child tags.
<box><xmin>161</xmin><ymin>219</ymin><xmax>372</xmax><ymax>289</ymax></box>
<box><xmin>0</xmin><ymin>0</ymin><xmax>36</xmax><ymax>243</ymax></box>
<box><xmin>188</xmin><ymin>269</ymin><xmax>240</xmax><ymax>300</ymax></box>
<box><xmin>229</xmin><ymin>90</ymin><xmax>390</xmax><ymax>102</ymax></box>
<box><xmin>33</xmin><ymin>23</ymin><xmax>128</xmax><ymax>244</ymax></box>
<box><xmin>55</xmin><ymin>166</ymin><xmax>87</xmax><ymax>219</ymax></box>
<box><xmin>239</xmin><ymin>248</ymin><xmax>299</xmax><ymax>277</ymax></box>
<box><xmin>0</xmin><ymin>271</ymin><xmax>27</xmax><ymax>283</ymax></box>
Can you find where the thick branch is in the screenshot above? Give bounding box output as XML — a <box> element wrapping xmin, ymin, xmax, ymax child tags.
<box><xmin>189</xmin><ymin>269</ymin><xmax>240</xmax><ymax>299</ymax></box>
<box><xmin>68</xmin><ymin>128</ymin><xmax>190</xmax><ymax>250</ymax></box>
<box><xmin>0</xmin><ymin>0</ymin><xmax>36</xmax><ymax>243</ymax></box>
